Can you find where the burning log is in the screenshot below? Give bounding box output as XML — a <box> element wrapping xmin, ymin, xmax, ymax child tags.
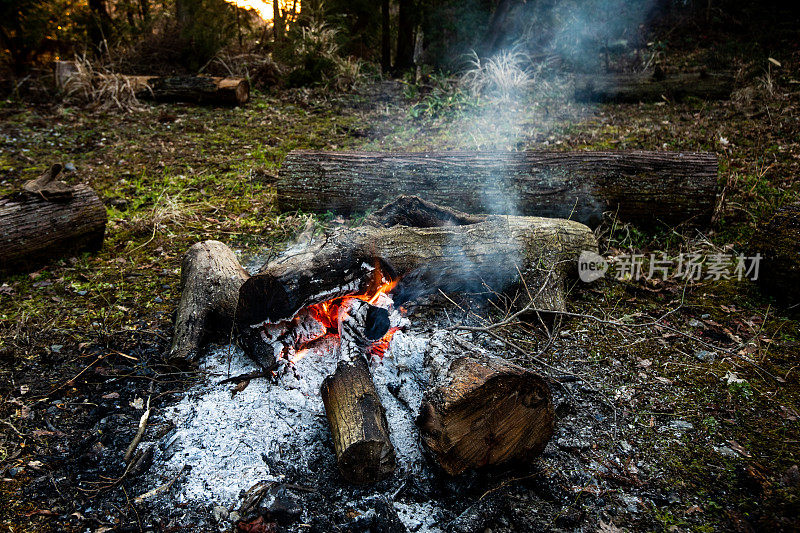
<box><xmin>236</xmin><ymin>196</ymin><xmax>597</xmax><ymax>332</ymax></box>
<box><xmin>573</xmin><ymin>71</ymin><xmax>733</xmax><ymax>103</ymax></box>
<box><xmin>0</xmin><ymin>164</ymin><xmax>107</xmax><ymax>273</ymax></box>
<box><xmin>275</xmin><ymin>150</ymin><xmax>719</xmax><ymax>227</ymax></box>
<box><xmin>416</xmin><ymin>333</ymin><xmax>554</xmax><ymax>475</ymax></box>
<box><xmin>169</xmin><ymin>240</ymin><xmax>250</xmax><ymax>361</ymax></box>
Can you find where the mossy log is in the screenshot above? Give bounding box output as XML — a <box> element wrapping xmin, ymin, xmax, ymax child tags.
<box><xmin>236</xmin><ymin>196</ymin><xmax>598</xmax><ymax>330</ymax></box>
<box><xmin>574</xmin><ymin>71</ymin><xmax>733</xmax><ymax>103</ymax></box>
<box><xmin>169</xmin><ymin>240</ymin><xmax>250</xmax><ymax>361</ymax></box>
<box><xmin>321</xmin><ymin>356</ymin><xmax>397</xmax><ymax>483</ymax></box>
<box><xmin>0</xmin><ymin>165</ymin><xmax>106</xmax><ymax>273</ymax></box>
<box><xmin>275</xmin><ymin>150</ymin><xmax>718</xmax><ymax>227</ymax></box>
<box><xmin>416</xmin><ymin>333</ymin><xmax>554</xmax><ymax>475</ymax></box>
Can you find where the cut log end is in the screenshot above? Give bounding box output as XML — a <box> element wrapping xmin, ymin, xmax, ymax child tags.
<box><xmin>418</xmin><ymin>340</ymin><xmax>554</xmax><ymax>476</ymax></box>
<box><xmin>321</xmin><ymin>358</ymin><xmax>397</xmax><ymax>483</ymax></box>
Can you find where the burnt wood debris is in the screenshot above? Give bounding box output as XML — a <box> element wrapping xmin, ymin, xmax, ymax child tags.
<box><xmin>170</xmin><ymin>196</ymin><xmax>589</xmax><ymax>481</ymax></box>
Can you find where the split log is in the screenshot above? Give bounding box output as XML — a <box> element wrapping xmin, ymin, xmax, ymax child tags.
<box><xmin>574</xmin><ymin>71</ymin><xmax>733</xmax><ymax>103</ymax></box>
<box><xmin>236</xmin><ymin>196</ymin><xmax>597</xmax><ymax>329</ymax></box>
<box><xmin>169</xmin><ymin>240</ymin><xmax>250</xmax><ymax>361</ymax></box>
<box><xmin>416</xmin><ymin>333</ymin><xmax>554</xmax><ymax>475</ymax></box>
<box><xmin>321</xmin><ymin>356</ymin><xmax>396</xmax><ymax>483</ymax></box>
<box><xmin>275</xmin><ymin>150</ymin><xmax>718</xmax><ymax>227</ymax></box>
<box><xmin>129</xmin><ymin>76</ymin><xmax>250</xmax><ymax>105</ymax></box>
<box><xmin>0</xmin><ymin>165</ymin><xmax>107</xmax><ymax>273</ymax></box>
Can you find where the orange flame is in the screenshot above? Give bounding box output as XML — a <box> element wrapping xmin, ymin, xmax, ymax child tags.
<box><xmin>297</xmin><ymin>263</ymin><xmax>400</xmax><ymax>360</ymax></box>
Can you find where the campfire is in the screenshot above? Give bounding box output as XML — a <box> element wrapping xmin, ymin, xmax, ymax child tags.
<box><xmin>155</xmin><ymin>195</ymin><xmax>600</xmax><ymax>525</ymax></box>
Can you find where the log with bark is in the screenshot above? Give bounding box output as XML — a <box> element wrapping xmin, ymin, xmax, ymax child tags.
<box><xmin>236</xmin><ymin>196</ymin><xmax>598</xmax><ymax>337</ymax></box>
<box><xmin>168</xmin><ymin>240</ymin><xmax>250</xmax><ymax>361</ymax></box>
<box><xmin>0</xmin><ymin>165</ymin><xmax>107</xmax><ymax>273</ymax></box>
<box><xmin>416</xmin><ymin>332</ymin><xmax>554</xmax><ymax>475</ymax></box>
<box><xmin>129</xmin><ymin>76</ymin><xmax>250</xmax><ymax>105</ymax></box>
<box><xmin>53</xmin><ymin>62</ymin><xmax>250</xmax><ymax>105</ymax></box>
<box><xmin>321</xmin><ymin>357</ymin><xmax>396</xmax><ymax>483</ymax></box>
<box><xmin>275</xmin><ymin>150</ymin><xmax>718</xmax><ymax>227</ymax></box>
<box><xmin>574</xmin><ymin>71</ymin><xmax>733</xmax><ymax>103</ymax></box>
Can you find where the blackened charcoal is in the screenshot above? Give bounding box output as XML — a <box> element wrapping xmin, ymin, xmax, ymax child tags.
<box><xmin>364</xmin><ymin>306</ymin><xmax>390</xmax><ymax>341</ymax></box>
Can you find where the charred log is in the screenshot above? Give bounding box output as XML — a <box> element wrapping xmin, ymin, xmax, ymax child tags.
<box><xmin>237</xmin><ymin>196</ymin><xmax>597</xmax><ymax>329</ymax></box>
<box><xmin>276</xmin><ymin>150</ymin><xmax>719</xmax><ymax>227</ymax></box>
<box><xmin>417</xmin><ymin>333</ymin><xmax>554</xmax><ymax>476</ymax></box>
<box><xmin>0</xmin><ymin>165</ymin><xmax>107</xmax><ymax>273</ymax></box>
<box><xmin>169</xmin><ymin>240</ymin><xmax>250</xmax><ymax>361</ymax></box>
<box><xmin>321</xmin><ymin>356</ymin><xmax>397</xmax><ymax>483</ymax></box>
<box><xmin>574</xmin><ymin>71</ymin><xmax>733</xmax><ymax>103</ymax></box>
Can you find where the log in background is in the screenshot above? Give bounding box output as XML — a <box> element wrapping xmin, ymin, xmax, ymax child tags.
<box><xmin>276</xmin><ymin>150</ymin><xmax>718</xmax><ymax>227</ymax></box>
<box><xmin>0</xmin><ymin>185</ymin><xmax>107</xmax><ymax>272</ymax></box>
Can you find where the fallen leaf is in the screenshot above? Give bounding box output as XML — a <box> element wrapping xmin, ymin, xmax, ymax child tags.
<box><xmin>237</xmin><ymin>515</ymin><xmax>277</xmax><ymax>533</ymax></box>
<box><xmin>102</xmin><ymin>392</ymin><xmax>120</xmax><ymax>399</ymax></box>
<box><xmin>25</xmin><ymin>509</ymin><xmax>56</xmax><ymax>517</ymax></box>
<box><xmin>231</xmin><ymin>379</ymin><xmax>250</xmax><ymax>398</ymax></box>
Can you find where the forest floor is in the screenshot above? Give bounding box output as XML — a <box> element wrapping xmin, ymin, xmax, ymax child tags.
<box><xmin>1</xmin><ymin>47</ymin><xmax>800</xmax><ymax>532</ymax></box>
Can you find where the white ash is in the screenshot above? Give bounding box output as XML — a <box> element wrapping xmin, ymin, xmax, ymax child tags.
<box><xmin>142</xmin><ymin>329</ymin><xmax>434</xmax><ymax>528</ymax></box>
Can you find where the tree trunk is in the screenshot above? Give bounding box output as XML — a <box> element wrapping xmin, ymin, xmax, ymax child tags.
<box><xmin>129</xmin><ymin>76</ymin><xmax>250</xmax><ymax>105</ymax></box>
<box><xmin>482</xmin><ymin>0</ymin><xmax>514</xmax><ymax>55</ymax></box>
<box><xmin>574</xmin><ymin>72</ymin><xmax>733</xmax><ymax>103</ymax></box>
<box><xmin>169</xmin><ymin>240</ymin><xmax>250</xmax><ymax>361</ymax></box>
<box><xmin>0</xmin><ymin>168</ymin><xmax>107</xmax><ymax>273</ymax></box>
<box><xmin>321</xmin><ymin>356</ymin><xmax>396</xmax><ymax>483</ymax></box>
<box><xmin>395</xmin><ymin>0</ymin><xmax>415</xmax><ymax>71</ymax></box>
<box><xmin>276</xmin><ymin>150</ymin><xmax>718</xmax><ymax>227</ymax></box>
<box><xmin>416</xmin><ymin>332</ymin><xmax>554</xmax><ymax>475</ymax></box>
<box><xmin>381</xmin><ymin>0</ymin><xmax>391</xmax><ymax>71</ymax></box>
<box><xmin>236</xmin><ymin>196</ymin><xmax>597</xmax><ymax>328</ymax></box>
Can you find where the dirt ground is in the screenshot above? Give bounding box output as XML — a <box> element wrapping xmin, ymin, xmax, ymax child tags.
<box><xmin>1</xmin><ymin>34</ymin><xmax>800</xmax><ymax>532</ymax></box>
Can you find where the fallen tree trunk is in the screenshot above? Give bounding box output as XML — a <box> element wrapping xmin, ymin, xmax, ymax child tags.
<box><xmin>236</xmin><ymin>196</ymin><xmax>597</xmax><ymax>328</ymax></box>
<box><xmin>128</xmin><ymin>76</ymin><xmax>250</xmax><ymax>105</ymax></box>
<box><xmin>321</xmin><ymin>356</ymin><xmax>397</xmax><ymax>484</ymax></box>
<box><xmin>169</xmin><ymin>240</ymin><xmax>250</xmax><ymax>361</ymax></box>
<box><xmin>416</xmin><ymin>332</ymin><xmax>554</xmax><ymax>475</ymax></box>
<box><xmin>574</xmin><ymin>71</ymin><xmax>733</xmax><ymax>103</ymax></box>
<box><xmin>275</xmin><ymin>150</ymin><xmax>718</xmax><ymax>227</ymax></box>
<box><xmin>0</xmin><ymin>165</ymin><xmax>107</xmax><ymax>273</ymax></box>
<box><xmin>52</xmin><ymin>61</ymin><xmax>250</xmax><ymax>105</ymax></box>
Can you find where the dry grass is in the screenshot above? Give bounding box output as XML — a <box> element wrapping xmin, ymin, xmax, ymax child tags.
<box><xmin>460</xmin><ymin>49</ymin><xmax>536</xmax><ymax>101</ymax></box>
<box><xmin>63</xmin><ymin>55</ymin><xmax>145</xmax><ymax>112</ymax></box>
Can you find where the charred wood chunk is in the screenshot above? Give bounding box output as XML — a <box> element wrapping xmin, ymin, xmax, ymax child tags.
<box><xmin>417</xmin><ymin>333</ymin><xmax>555</xmax><ymax>476</ymax></box>
<box><xmin>321</xmin><ymin>357</ymin><xmax>396</xmax><ymax>483</ymax></box>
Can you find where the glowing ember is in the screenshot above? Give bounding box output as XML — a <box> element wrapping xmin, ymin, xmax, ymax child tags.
<box><xmin>271</xmin><ymin>264</ymin><xmax>404</xmax><ymax>365</ymax></box>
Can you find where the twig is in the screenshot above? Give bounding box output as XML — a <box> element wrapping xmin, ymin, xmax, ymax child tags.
<box><xmin>124</xmin><ymin>395</ymin><xmax>151</xmax><ymax>464</ymax></box>
<box><xmin>133</xmin><ymin>465</ymin><xmax>185</xmax><ymax>503</ymax></box>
